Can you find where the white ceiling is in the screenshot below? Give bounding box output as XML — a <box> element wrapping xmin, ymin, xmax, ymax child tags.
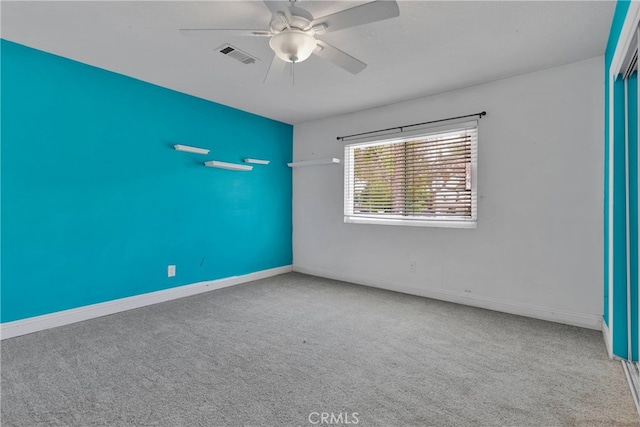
<box><xmin>2</xmin><ymin>1</ymin><xmax>614</xmax><ymax>124</ymax></box>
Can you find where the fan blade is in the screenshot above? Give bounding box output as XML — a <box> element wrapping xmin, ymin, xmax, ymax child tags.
<box><xmin>264</xmin><ymin>53</ymin><xmax>287</xmax><ymax>84</ymax></box>
<box><xmin>263</xmin><ymin>1</ymin><xmax>291</xmax><ymax>20</ymax></box>
<box><xmin>310</xmin><ymin>1</ymin><xmax>399</xmax><ymax>33</ymax></box>
<box><xmin>313</xmin><ymin>41</ymin><xmax>367</xmax><ymax>74</ymax></box>
<box><xmin>179</xmin><ymin>29</ymin><xmax>272</xmax><ymax>38</ymax></box>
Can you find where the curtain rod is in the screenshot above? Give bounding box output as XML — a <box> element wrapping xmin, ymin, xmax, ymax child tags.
<box><xmin>336</xmin><ymin>111</ymin><xmax>487</xmax><ymax>141</ymax></box>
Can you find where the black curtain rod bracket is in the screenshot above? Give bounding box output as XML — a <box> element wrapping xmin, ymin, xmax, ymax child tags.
<box><xmin>337</xmin><ymin>111</ymin><xmax>486</xmax><ymax>141</ymax></box>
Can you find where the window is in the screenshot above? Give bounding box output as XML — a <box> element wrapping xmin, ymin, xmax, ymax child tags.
<box><xmin>344</xmin><ymin>121</ymin><xmax>477</xmax><ymax>228</ymax></box>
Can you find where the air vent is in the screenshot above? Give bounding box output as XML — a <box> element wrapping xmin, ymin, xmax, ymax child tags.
<box><xmin>217</xmin><ymin>44</ymin><xmax>259</xmax><ymax>65</ymax></box>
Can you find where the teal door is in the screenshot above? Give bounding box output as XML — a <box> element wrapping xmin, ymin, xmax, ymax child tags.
<box><xmin>627</xmin><ymin>66</ymin><xmax>638</xmax><ymax>361</ymax></box>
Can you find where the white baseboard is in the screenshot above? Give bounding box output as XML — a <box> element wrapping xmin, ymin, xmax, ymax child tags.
<box><xmin>293</xmin><ymin>265</ymin><xmax>602</xmax><ymax>330</ymax></box>
<box><xmin>1</xmin><ymin>265</ymin><xmax>293</xmax><ymax>340</ymax></box>
<box><xmin>602</xmin><ymin>320</ymin><xmax>614</xmax><ymax>359</ymax></box>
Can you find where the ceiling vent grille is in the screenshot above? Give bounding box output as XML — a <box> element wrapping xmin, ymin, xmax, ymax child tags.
<box><xmin>217</xmin><ymin>44</ymin><xmax>258</xmax><ymax>65</ymax></box>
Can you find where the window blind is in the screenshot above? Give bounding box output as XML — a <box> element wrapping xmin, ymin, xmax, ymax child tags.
<box><xmin>344</xmin><ymin>123</ymin><xmax>478</xmax><ymax>226</ymax></box>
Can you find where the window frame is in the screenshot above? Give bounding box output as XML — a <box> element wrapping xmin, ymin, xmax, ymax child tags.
<box><xmin>343</xmin><ymin>120</ymin><xmax>478</xmax><ymax>229</ymax></box>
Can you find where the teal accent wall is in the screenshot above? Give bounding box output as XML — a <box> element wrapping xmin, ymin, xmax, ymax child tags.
<box><xmin>1</xmin><ymin>40</ymin><xmax>293</xmax><ymax>323</ymax></box>
<box><xmin>604</xmin><ymin>0</ymin><xmax>631</xmax><ymax>329</ymax></box>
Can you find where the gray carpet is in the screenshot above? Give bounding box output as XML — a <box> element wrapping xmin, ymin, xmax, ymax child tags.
<box><xmin>1</xmin><ymin>272</ymin><xmax>638</xmax><ymax>426</ymax></box>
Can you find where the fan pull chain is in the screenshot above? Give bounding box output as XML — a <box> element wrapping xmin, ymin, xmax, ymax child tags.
<box><xmin>263</xmin><ymin>55</ymin><xmax>274</xmax><ymax>84</ymax></box>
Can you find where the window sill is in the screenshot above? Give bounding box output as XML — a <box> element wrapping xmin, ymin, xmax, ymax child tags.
<box><xmin>344</xmin><ymin>216</ymin><xmax>477</xmax><ymax>229</ymax></box>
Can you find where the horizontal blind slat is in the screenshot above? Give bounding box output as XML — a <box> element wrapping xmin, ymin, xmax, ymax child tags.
<box><xmin>345</xmin><ymin>125</ymin><xmax>477</xmax><ymax>223</ymax></box>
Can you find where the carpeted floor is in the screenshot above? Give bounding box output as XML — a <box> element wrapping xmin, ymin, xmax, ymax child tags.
<box><xmin>1</xmin><ymin>272</ymin><xmax>638</xmax><ymax>426</ymax></box>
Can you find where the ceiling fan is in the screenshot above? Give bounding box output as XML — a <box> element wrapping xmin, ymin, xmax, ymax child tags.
<box><xmin>180</xmin><ymin>0</ymin><xmax>400</xmax><ymax>82</ymax></box>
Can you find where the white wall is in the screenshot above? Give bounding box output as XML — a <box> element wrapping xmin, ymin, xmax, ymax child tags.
<box><xmin>292</xmin><ymin>56</ymin><xmax>604</xmax><ymax>329</ymax></box>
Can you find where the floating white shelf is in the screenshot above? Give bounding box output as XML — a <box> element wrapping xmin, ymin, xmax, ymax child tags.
<box><xmin>287</xmin><ymin>158</ymin><xmax>341</xmax><ymax>167</ymax></box>
<box><xmin>243</xmin><ymin>158</ymin><xmax>270</xmax><ymax>165</ymax></box>
<box><xmin>174</xmin><ymin>144</ymin><xmax>210</xmax><ymax>155</ymax></box>
<box><xmin>204</xmin><ymin>161</ymin><xmax>253</xmax><ymax>171</ymax></box>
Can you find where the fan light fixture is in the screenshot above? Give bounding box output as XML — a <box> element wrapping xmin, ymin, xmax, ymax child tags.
<box><xmin>269</xmin><ymin>30</ymin><xmax>316</xmax><ymax>63</ymax></box>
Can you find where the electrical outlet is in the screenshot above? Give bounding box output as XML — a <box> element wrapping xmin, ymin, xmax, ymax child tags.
<box><xmin>167</xmin><ymin>265</ymin><xmax>176</xmax><ymax>277</ymax></box>
<box><xmin>409</xmin><ymin>261</ymin><xmax>416</xmax><ymax>273</ymax></box>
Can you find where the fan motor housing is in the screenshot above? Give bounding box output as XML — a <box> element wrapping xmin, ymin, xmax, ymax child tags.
<box><xmin>270</xmin><ymin>14</ymin><xmax>311</xmax><ymax>33</ymax></box>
